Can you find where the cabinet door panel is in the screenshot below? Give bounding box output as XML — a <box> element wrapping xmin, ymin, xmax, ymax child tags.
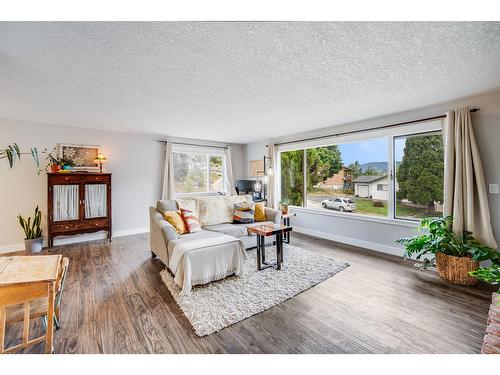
<box><xmin>53</xmin><ymin>185</ymin><xmax>79</xmax><ymax>221</ymax></box>
<box><xmin>84</xmin><ymin>184</ymin><xmax>108</xmax><ymax>219</ymax></box>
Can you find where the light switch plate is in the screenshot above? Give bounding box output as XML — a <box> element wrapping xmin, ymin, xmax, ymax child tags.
<box><xmin>489</xmin><ymin>184</ymin><xmax>499</xmax><ymax>194</ymax></box>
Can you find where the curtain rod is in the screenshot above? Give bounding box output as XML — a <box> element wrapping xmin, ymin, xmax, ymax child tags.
<box><xmin>274</xmin><ymin>108</ymin><xmax>479</xmax><ymax>147</ymax></box>
<box><xmin>156</xmin><ymin>140</ymin><xmax>228</xmax><ymax>150</ymax></box>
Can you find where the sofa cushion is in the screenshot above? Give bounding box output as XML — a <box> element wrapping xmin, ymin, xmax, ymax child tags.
<box><xmin>157</xmin><ymin>200</ymin><xmax>178</xmax><ymax>214</ymax></box>
<box><xmin>176</xmin><ymin>198</ymin><xmax>198</xmax><ymax>216</ymax></box>
<box><xmin>195</xmin><ymin>195</ymin><xmax>252</xmax><ymax>226</ymax></box>
<box><xmin>233</xmin><ymin>202</ymin><xmax>255</xmax><ymax>224</ymax></box>
<box><xmin>180</xmin><ymin>208</ymin><xmax>202</xmax><ymax>233</ymax></box>
<box><xmin>163</xmin><ymin>210</ymin><xmax>188</xmax><ymax>235</ymax></box>
<box><xmin>254</xmin><ymin>203</ymin><xmax>267</xmax><ymax>222</ymax></box>
<box><xmin>203</xmin><ymin>223</ymin><xmax>248</xmax><ymax>238</ymax></box>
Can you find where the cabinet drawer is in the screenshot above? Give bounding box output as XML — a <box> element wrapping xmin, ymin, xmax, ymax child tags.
<box><xmin>49</xmin><ymin>174</ymin><xmax>111</xmax><ymax>184</ymax></box>
<box><xmin>50</xmin><ymin>219</ymin><xmax>109</xmax><ymax>233</ymax></box>
<box><xmin>80</xmin><ymin>219</ymin><xmax>110</xmax><ymax>230</ymax></box>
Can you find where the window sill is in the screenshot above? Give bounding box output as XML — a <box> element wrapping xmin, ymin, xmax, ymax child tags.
<box><xmin>289</xmin><ymin>206</ymin><xmax>419</xmax><ymax>228</ymax></box>
<box><xmin>175</xmin><ymin>192</ymin><xmax>227</xmax><ymax>198</ymax></box>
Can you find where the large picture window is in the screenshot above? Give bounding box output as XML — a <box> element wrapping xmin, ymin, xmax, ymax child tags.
<box><xmin>173</xmin><ymin>148</ymin><xmax>226</xmax><ymax>195</ymax></box>
<box><xmin>278</xmin><ymin>120</ymin><xmax>444</xmax><ymax>222</ymax></box>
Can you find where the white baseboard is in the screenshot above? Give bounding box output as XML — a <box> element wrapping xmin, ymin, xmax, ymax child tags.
<box><xmin>293</xmin><ymin>226</ymin><xmax>404</xmax><ymax>257</ymax></box>
<box><xmin>0</xmin><ymin>227</ymin><xmax>150</xmax><ymax>254</ymax></box>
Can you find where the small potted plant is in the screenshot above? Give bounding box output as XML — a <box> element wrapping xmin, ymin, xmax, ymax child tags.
<box><xmin>397</xmin><ymin>216</ymin><xmax>499</xmax><ymax>286</ymax></box>
<box><xmin>44</xmin><ymin>148</ymin><xmax>75</xmax><ymax>172</ymax></box>
<box><xmin>59</xmin><ymin>156</ymin><xmax>75</xmax><ymax>171</ymax></box>
<box><xmin>18</xmin><ymin>206</ymin><xmax>44</xmax><ymax>253</ymax></box>
<box><xmin>45</xmin><ymin>149</ymin><xmax>63</xmax><ymax>173</ymax></box>
<box><xmin>279</xmin><ymin>199</ymin><xmax>290</xmax><ymax>215</ymax></box>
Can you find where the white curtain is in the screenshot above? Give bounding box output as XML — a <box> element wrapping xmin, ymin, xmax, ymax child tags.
<box><xmin>53</xmin><ymin>185</ymin><xmax>79</xmax><ymax>221</ymax></box>
<box><xmin>85</xmin><ymin>184</ymin><xmax>107</xmax><ymax>218</ymax></box>
<box><xmin>443</xmin><ymin>108</ymin><xmax>497</xmax><ymax>248</ymax></box>
<box><xmin>267</xmin><ymin>143</ymin><xmax>278</xmax><ymax>209</ymax></box>
<box><xmin>224</xmin><ymin>145</ymin><xmax>236</xmax><ymax>195</ymax></box>
<box><xmin>162</xmin><ymin>139</ymin><xmax>175</xmax><ymax>200</ymax></box>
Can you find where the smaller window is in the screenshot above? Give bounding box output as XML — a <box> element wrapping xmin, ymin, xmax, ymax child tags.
<box><xmin>377</xmin><ymin>184</ymin><xmax>388</xmax><ymax>191</ymax></box>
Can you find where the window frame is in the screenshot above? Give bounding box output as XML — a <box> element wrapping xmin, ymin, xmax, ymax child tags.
<box><xmin>172</xmin><ymin>145</ymin><xmax>227</xmax><ymax>197</ymax></box>
<box><xmin>277</xmin><ymin>119</ymin><xmax>443</xmax><ymax>225</ymax></box>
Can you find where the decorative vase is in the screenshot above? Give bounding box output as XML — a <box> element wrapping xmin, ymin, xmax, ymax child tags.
<box><xmin>281</xmin><ymin>205</ymin><xmax>289</xmax><ymax>215</ymax></box>
<box><xmin>51</xmin><ymin>164</ymin><xmax>61</xmax><ymax>173</ymax></box>
<box><xmin>435</xmin><ymin>252</ymin><xmax>479</xmax><ymax>286</ymax></box>
<box><xmin>24</xmin><ymin>237</ymin><xmax>43</xmax><ymax>253</ymax></box>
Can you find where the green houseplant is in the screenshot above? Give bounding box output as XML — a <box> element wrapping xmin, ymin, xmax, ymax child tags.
<box><xmin>44</xmin><ymin>148</ymin><xmax>75</xmax><ymax>172</ymax></box>
<box><xmin>18</xmin><ymin>206</ymin><xmax>44</xmax><ymax>253</ymax></box>
<box><xmin>1</xmin><ymin>143</ymin><xmax>39</xmax><ymax>169</ymax></box>
<box><xmin>397</xmin><ymin>216</ymin><xmax>499</xmax><ymax>285</ymax></box>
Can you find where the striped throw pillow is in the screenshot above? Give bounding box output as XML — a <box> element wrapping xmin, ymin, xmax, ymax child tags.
<box><xmin>180</xmin><ymin>208</ymin><xmax>202</xmax><ymax>233</ymax></box>
<box><xmin>233</xmin><ymin>203</ymin><xmax>255</xmax><ymax>224</ymax></box>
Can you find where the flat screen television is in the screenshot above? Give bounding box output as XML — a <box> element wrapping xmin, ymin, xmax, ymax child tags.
<box><xmin>236</xmin><ymin>179</ymin><xmax>255</xmax><ymax>193</ymax></box>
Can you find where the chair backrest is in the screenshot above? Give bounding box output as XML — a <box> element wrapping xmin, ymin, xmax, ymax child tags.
<box><xmin>55</xmin><ymin>257</ymin><xmax>69</xmax><ymax>308</ymax></box>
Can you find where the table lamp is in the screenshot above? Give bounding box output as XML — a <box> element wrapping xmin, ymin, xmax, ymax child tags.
<box><xmin>94</xmin><ymin>153</ymin><xmax>107</xmax><ymax>172</ymax></box>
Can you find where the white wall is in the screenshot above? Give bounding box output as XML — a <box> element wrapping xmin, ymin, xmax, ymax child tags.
<box><xmin>243</xmin><ymin>89</ymin><xmax>500</xmax><ymax>255</ymax></box>
<box><xmin>0</xmin><ymin>118</ymin><xmax>245</xmax><ymax>251</ymax></box>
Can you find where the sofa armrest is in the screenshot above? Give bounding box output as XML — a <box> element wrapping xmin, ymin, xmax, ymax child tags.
<box><xmin>150</xmin><ymin>207</ymin><xmax>178</xmax><ymax>262</ymax></box>
<box><xmin>265</xmin><ymin>207</ymin><xmax>282</xmax><ymax>224</ymax></box>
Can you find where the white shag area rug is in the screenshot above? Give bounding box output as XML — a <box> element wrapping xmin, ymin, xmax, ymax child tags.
<box><xmin>160</xmin><ymin>243</ymin><xmax>349</xmax><ymax>337</ymax></box>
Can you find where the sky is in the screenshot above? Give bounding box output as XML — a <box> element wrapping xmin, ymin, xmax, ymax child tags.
<box><xmin>336</xmin><ymin>137</ymin><xmax>406</xmax><ymax>165</ymax></box>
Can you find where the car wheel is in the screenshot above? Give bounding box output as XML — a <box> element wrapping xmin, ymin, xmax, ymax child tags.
<box><xmin>322</xmin><ymin>202</ymin><xmax>327</xmax><ymax>208</ymax></box>
<box><xmin>339</xmin><ymin>206</ymin><xmax>345</xmax><ymax>212</ymax></box>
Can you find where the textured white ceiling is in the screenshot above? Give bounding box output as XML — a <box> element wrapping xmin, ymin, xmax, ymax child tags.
<box><xmin>1</xmin><ymin>22</ymin><xmax>500</xmax><ymax>143</ymax></box>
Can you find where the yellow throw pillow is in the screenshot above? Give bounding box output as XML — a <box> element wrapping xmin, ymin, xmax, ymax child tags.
<box><xmin>163</xmin><ymin>210</ymin><xmax>188</xmax><ymax>235</ymax></box>
<box><xmin>254</xmin><ymin>203</ymin><xmax>267</xmax><ymax>222</ymax></box>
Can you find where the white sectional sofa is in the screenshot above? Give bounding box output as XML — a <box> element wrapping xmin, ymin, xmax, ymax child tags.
<box><xmin>149</xmin><ymin>195</ymin><xmax>281</xmax><ymax>293</ymax></box>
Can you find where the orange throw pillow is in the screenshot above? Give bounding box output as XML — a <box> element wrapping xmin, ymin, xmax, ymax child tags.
<box><xmin>180</xmin><ymin>208</ymin><xmax>202</xmax><ymax>233</ymax></box>
<box><xmin>163</xmin><ymin>210</ymin><xmax>188</xmax><ymax>235</ymax></box>
<box><xmin>254</xmin><ymin>203</ymin><xmax>267</xmax><ymax>222</ymax></box>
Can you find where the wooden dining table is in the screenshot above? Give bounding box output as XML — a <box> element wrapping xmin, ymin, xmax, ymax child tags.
<box><xmin>0</xmin><ymin>254</ymin><xmax>63</xmax><ymax>354</ymax></box>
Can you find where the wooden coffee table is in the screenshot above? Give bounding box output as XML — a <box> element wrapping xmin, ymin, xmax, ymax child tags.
<box><xmin>247</xmin><ymin>224</ymin><xmax>292</xmax><ymax>271</ymax></box>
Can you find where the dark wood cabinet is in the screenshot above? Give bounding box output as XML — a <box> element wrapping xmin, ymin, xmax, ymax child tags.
<box><xmin>47</xmin><ymin>172</ymin><xmax>112</xmax><ymax>247</ymax></box>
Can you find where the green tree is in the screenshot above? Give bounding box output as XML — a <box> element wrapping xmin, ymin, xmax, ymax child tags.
<box><xmin>280</xmin><ymin>150</ymin><xmax>305</xmax><ymax>206</ymax></box>
<box><xmin>362</xmin><ymin>166</ymin><xmax>383</xmax><ymax>176</ymax></box>
<box><xmin>396</xmin><ymin>134</ymin><xmax>444</xmax><ymax>212</ymax></box>
<box><xmin>306</xmin><ymin>146</ymin><xmax>342</xmax><ymax>189</ymax></box>
<box><xmin>348</xmin><ymin>160</ymin><xmax>362</xmax><ymax>179</ymax></box>
<box><xmin>280</xmin><ymin>146</ymin><xmax>342</xmax><ymax>206</ymax></box>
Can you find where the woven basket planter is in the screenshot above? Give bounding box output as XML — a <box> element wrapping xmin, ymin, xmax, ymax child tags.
<box><xmin>435</xmin><ymin>252</ymin><xmax>479</xmax><ymax>286</ymax></box>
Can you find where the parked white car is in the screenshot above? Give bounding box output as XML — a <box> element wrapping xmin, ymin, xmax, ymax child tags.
<box><xmin>321</xmin><ymin>197</ymin><xmax>356</xmax><ymax>212</ymax></box>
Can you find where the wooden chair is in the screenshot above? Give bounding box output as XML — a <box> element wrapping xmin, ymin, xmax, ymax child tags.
<box><xmin>0</xmin><ymin>257</ymin><xmax>69</xmax><ymax>353</ymax></box>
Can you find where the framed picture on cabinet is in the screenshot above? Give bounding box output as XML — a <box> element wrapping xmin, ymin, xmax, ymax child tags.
<box><xmin>59</xmin><ymin>144</ymin><xmax>100</xmax><ymax>171</ymax></box>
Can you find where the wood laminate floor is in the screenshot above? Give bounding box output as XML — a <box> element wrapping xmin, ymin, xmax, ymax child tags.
<box><xmin>3</xmin><ymin>233</ymin><xmax>494</xmax><ymax>354</ymax></box>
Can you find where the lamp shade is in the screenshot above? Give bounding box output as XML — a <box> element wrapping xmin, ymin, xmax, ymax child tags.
<box><xmin>253</xmin><ymin>181</ymin><xmax>262</xmax><ymax>193</ymax></box>
<box><xmin>94</xmin><ymin>153</ymin><xmax>107</xmax><ymax>163</ymax></box>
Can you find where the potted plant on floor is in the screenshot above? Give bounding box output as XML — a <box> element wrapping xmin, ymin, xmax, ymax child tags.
<box><xmin>396</xmin><ymin>216</ymin><xmax>499</xmax><ymax>286</ymax></box>
<box><xmin>279</xmin><ymin>199</ymin><xmax>290</xmax><ymax>215</ymax></box>
<box><xmin>18</xmin><ymin>206</ymin><xmax>44</xmax><ymax>253</ymax></box>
